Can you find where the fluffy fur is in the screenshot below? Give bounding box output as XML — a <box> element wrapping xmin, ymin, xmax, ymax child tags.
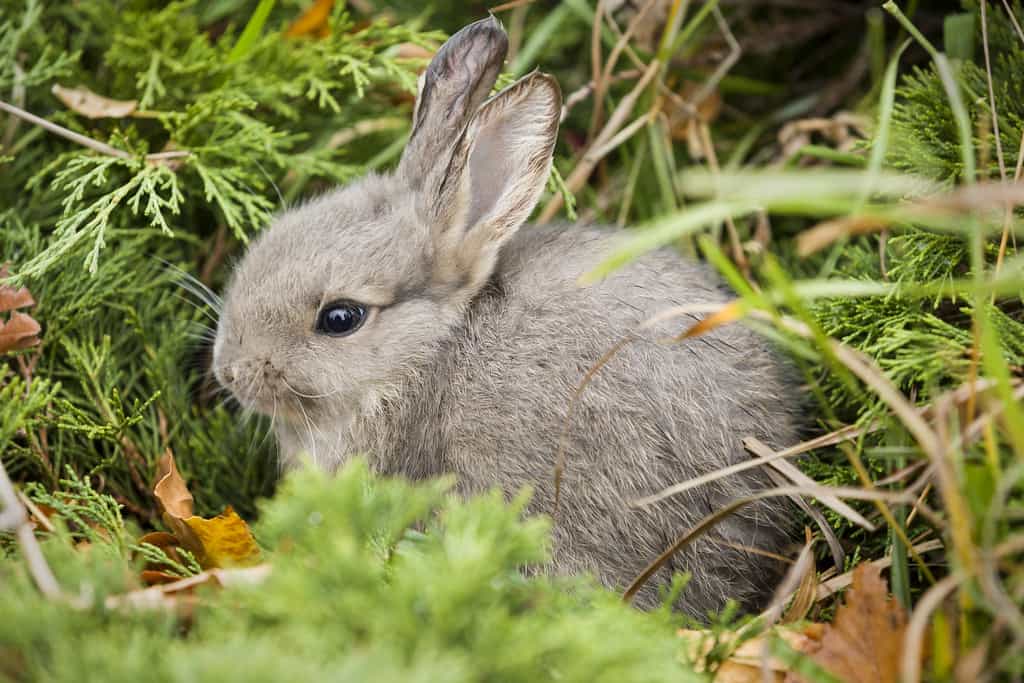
<box><xmin>213</xmin><ymin>17</ymin><xmax>802</xmax><ymax>616</ymax></box>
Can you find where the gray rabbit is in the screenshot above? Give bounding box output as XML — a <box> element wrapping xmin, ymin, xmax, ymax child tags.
<box><xmin>213</xmin><ymin>17</ymin><xmax>802</xmax><ymax>616</ymax></box>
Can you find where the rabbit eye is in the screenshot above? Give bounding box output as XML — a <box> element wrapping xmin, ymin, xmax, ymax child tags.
<box><xmin>316</xmin><ymin>301</ymin><xmax>366</xmax><ymax>337</ymax></box>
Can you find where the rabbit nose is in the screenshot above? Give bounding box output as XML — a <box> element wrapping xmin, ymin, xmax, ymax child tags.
<box><xmin>262</xmin><ymin>358</ymin><xmax>282</xmax><ymax>378</ymax></box>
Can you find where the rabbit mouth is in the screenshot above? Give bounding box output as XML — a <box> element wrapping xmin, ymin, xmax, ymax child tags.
<box><xmin>217</xmin><ymin>357</ymin><xmax>334</xmax><ymax>419</ymax></box>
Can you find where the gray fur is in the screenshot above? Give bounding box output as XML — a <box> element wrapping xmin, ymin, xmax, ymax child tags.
<box><xmin>213</xmin><ymin>17</ymin><xmax>802</xmax><ymax>617</ymax></box>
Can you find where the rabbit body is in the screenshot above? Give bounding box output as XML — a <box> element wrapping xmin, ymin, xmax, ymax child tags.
<box><xmin>215</xmin><ymin>17</ymin><xmax>801</xmax><ymax>616</ymax></box>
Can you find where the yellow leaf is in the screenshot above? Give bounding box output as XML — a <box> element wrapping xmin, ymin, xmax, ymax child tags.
<box><xmin>152</xmin><ymin>450</ymin><xmax>260</xmax><ymax>569</ymax></box>
<box><xmin>51</xmin><ymin>84</ymin><xmax>138</xmax><ymax>119</ymax></box>
<box><xmin>285</xmin><ymin>0</ymin><xmax>334</xmax><ymax>38</ymax></box>
<box><xmin>184</xmin><ymin>506</ymin><xmax>261</xmax><ymax>568</ymax></box>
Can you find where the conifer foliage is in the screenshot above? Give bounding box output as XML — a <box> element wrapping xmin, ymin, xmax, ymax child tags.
<box><xmin>3</xmin><ymin>0</ymin><xmax>1024</xmax><ymax>680</ymax></box>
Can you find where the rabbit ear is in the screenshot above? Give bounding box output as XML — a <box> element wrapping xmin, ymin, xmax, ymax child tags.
<box><xmin>428</xmin><ymin>72</ymin><xmax>562</xmax><ymax>291</ymax></box>
<box><xmin>398</xmin><ymin>16</ymin><xmax>508</xmax><ymax>190</ymax></box>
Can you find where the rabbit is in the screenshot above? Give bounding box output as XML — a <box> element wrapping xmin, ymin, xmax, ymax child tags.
<box><xmin>212</xmin><ymin>16</ymin><xmax>803</xmax><ymax>616</ymax></box>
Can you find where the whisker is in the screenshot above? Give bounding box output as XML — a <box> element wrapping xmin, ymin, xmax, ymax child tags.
<box><xmin>160</xmin><ymin>259</ymin><xmax>224</xmax><ymax>312</ymax></box>
<box><xmin>252</xmin><ymin>158</ymin><xmax>287</xmax><ymax>212</ymax></box>
<box><xmin>173</xmin><ymin>292</ymin><xmax>219</xmax><ymax>327</ymax></box>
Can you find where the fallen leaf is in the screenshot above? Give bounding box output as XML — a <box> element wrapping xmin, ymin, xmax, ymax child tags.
<box><xmin>152</xmin><ymin>450</ymin><xmax>260</xmax><ymax>569</ymax></box>
<box><xmin>185</xmin><ymin>507</ymin><xmax>261</xmax><ymax>568</ymax></box>
<box><xmin>155</xmin><ymin>450</ymin><xmax>195</xmax><ymax>519</ymax></box>
<box><xmin>136</xmin><ymin>530</ymin><xmax>191</xmax><ymax>585</ymax></box>
<box><xmin>140</xmin><ymin>570</ymin><xmax>186</xmax><ymax>585</ymax></box>
<box><xmin>0</xmin><ymin>266</ymin><xmax>34</xmax><ymax>311</ymax></box>
<box><xmin>793</xmin><ymin>564</ymin><xmax>909</xmax><ymax>683</ymax></box>
<box><xmin>677</xmin><ymin>627</ymin><xmax>817</xmax><ymax>683</ymax></box>
<box><xmin>285</xmin><ymin>0</ymin><xmax>334</xmax><ymax>38</ymax></box>
<box><xmin>0</xmin><ymin>266</ymin><xmax>41</xmax><ymax>354</ymax></box>
<box><xmin>0</xmin><ymin>311</ymin><xmax>41</xmax><ymax>353</ymax></box>
<box><xmin>51</xmin><ymin>84</ymin><xmax>138</xmax><ymax>119</ymax></box>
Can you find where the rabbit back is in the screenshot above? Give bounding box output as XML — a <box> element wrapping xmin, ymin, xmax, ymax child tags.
<box><xmin>372</xmin><ymin>223</ymin><xmax>801</xmax><ymax>615</ymax></box>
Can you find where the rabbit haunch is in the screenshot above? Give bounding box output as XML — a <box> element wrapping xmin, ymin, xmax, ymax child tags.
<box><xmin>213</xmin><ymin>17</ymin><xmax>802</xmax><ymax>616</ymax></box>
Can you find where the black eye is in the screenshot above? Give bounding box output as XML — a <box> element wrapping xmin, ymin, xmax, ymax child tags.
<box><xmin>316</xmin><ymin>301</ymin><xmax>367</xmax><ymax>336</ymax></box>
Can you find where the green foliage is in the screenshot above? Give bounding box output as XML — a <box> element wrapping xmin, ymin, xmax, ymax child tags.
<box><xmin>3</xmin><ymin>0</ymin><xmax>1024</xmax><ymax>679</ymax></box>
<box><xmin>2</xmin><ymin>0</ymin><xmax>438</xmax><ymax>278</ymax></box>
<box><xmin>0</xmin><ymin>462</ymin><xmax>700</xmax><ymax>682</ymax></box>
<box><xmin>0</xmin><ymin>0</ymin><xmax>442</xmax><ymax>517</ymax></box>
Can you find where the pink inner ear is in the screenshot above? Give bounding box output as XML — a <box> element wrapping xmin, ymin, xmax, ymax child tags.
<box><xmin>466</xmin><ymin>108</ymin><xmax>519</xmax><ymax>229</ymax></box>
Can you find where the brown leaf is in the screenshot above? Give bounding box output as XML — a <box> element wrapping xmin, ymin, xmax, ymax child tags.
<box><xmin>285</xmin><ymin>0</ymin><xmax>334</xmax><ymax>38</ymax></box>
<box><xmin>152</xmin><ymin>450</ymin><xmax>260</xmax><ymax>569</ymax></box>
<box><xmin>0</xmin><ymin>311</ymin><xmax>41</xmax><ymax>353</ymax></box>
<box><xmin>0</xmin><ymin>265</ymin><xmax>34</xmax><ymax>312</ymax></box>
<box><xmin>140</xmin><ymin>570</ymin><xmax>184</xmax><ymax>586</ymax></box>
<box><xmin>154</xmin><ymin>450</ymin><xmax>194</xmax><ymax>519</ymax></box>
<box><xmin>51</xmin><ymin>84</ymin><xmax>138</xmax><ymax>119</ymax></box>
<box><xmin>796</xmin><ymin>564</ymin><xmax>909</xmax><ymax>683</ymax></box>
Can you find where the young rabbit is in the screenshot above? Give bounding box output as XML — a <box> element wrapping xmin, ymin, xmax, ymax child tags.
<box><xmin>213</xmin><ymin>17</ymin><xmax>802</xmax><ymax>616</ymax></box>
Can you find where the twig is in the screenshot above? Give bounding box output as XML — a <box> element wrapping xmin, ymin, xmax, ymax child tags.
<box><xmin>1001</xmin><ymin>0</ymin><xmax>1024</xmax><ymax>46</ymax></box>
<box><xmin>103</xmin><ymin>564</ymin><xmax>271</xmax><ymax>611</ymax></box>
<box><xmin>590</xmin><ymin>0</ymin><xmax>660</xmax><ymax>140</ymax></box>
<box><xmin>0</xmin><ymin>98</ymin><xmax>131</xmax><ymax>159</ymax></box>
<box><xmin>0</xmin><ymin>455</ymin><xmax>62</xmax><ymax>599</ymax></box>
<box><xmin>561</xmin><ymin>69</ymin><xmax>642</xmax><ymax>122</ymax></box>
<box><xmin>0</xmin><ymin>98</ymin><xmax>191</xmax><ymax>165</ymax></box>
<box><xmin>199</xmin><ymin>223</ymin><xmax>230</xmax><ymax>286</ymax></box>
<box><xmin>538</xmin><ymin>58</ymin><xmax>661</xmax><ymax>223</ymax></box>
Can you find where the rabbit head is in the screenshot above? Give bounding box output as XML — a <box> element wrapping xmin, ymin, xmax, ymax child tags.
<box><xmin>213</xmin><ymin>17</ymin><xmax>561</xmax><ymax>431</ymax></box>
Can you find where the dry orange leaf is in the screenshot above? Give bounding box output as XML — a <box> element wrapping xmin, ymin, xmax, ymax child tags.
<box><xmin>0</xmin><ymin>265</ymin><xmax>41</xmax><ymax>354</ymax></box>
<box><xmin>153</xmin><ymin>450</ymin><xmax>260</xmax><ymax>569</ymax></box>
<box><xmin>793</xmin><ymin>564</ymin><xmax>909</xmax><ymax>683</ymax></box>
<box><xmin>0</xmin><ymin>312</ymin><xmax>42</xmax><ymax>353</ymax></box>
<box><xmin>51</xmin><ymin>84</ymin><xmax>138</xmax><ymax>119</ymax></box>
<box><xmin>0</xmin><ymin>266</ymin><xmax>34</xmax><ymax>311</ymax></box>
<box><xmin>285</xmin><ymin>0</ymin><xmax>334</xmax><ymax>38</ymax></box>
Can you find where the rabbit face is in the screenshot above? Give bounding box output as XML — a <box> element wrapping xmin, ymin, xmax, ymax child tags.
<box><xmin>213</xmin><ymin>174</ymin><xmax>452</xmax><ymax>425</ymax></box>
<box><xmin>214</xmin><ymin>16</ymin><xmax>562</xmax><ymax>443</ymax></box>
